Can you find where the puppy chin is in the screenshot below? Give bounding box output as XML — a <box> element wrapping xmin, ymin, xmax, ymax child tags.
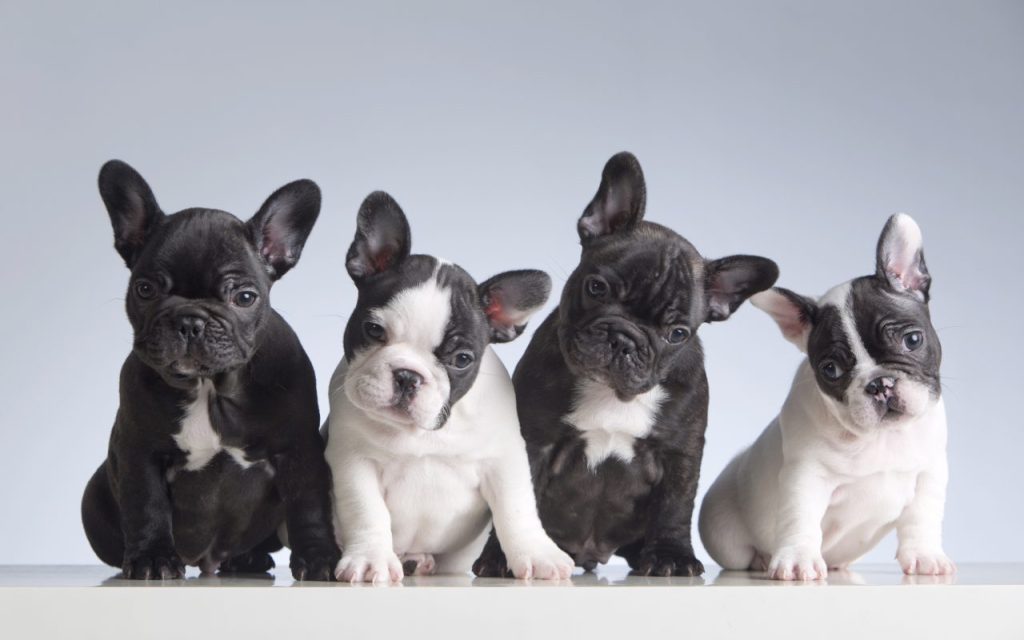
<box><xmin>829</xmin><ymin>380</ymin><xmax>936</xmax><ymax>434</ymax></box>
<box><xmin>343</xmin><ymin>376</ymin><xmax>445</xmax><ymax>432</ymax></box>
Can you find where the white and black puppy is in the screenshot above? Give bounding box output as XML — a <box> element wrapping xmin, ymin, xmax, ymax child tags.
<box><xmin>324</xmin><ymin>192</ymin><xmax>574</xmax><ymax>583</ymax></box>
<box><xmin>699</xmin><ymin>213</ymin><xmax>954</xmax><ymax>580</ymax></box>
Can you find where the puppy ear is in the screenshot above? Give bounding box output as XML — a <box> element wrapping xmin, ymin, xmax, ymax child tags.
<box><xmin>876</xmin><ymin>213</ymin><xmax>931</xmax><ymax>301</ymax></box>
<box><xmin>98</xmin><ymin>160</ymin><xmax>164</xmax><ymax>268</ymax></box>
<box><xmin>751</xmin><ymin>287</ymin><xmax>817</xmax><ymax>353</ymax></box>
<box><xmin>247</xmin><ymin>179</ymin><xmax>321</xmax><ymax>280</ymax></box>
<box><xmin>478</xmin><ymin>270</ymin><xmax>552</xmax><ymax>343</ymax></box>
<box><xmin>346</xmin><ymin>191</ymin><xmax>412</xmax><ymax>282</ymax></box>
<box><xmin>704</xmin><ymin>255</ymin><xmax>779</xmax><ymax>322</ymax></box>
<box><xmin>577</xmin><ymin>152</ymin><xmax>646</xmax><ymax>244</ymax></box>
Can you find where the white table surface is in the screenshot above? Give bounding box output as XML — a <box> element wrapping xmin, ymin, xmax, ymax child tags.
<box><xmin>1</xmin><ymin>564</ymin><xmax>1021</xmax><ymax>639</ymax></box>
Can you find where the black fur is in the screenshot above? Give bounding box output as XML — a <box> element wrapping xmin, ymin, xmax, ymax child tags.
<box><xmin>473</xmin><ymin>152</ymin><xmax>778</xmax><ymax>577</ymax></box>
<box><xmin>81</xmin><ymin>160</ymin><xmax>339</xmax><ymax>580</ymax></box>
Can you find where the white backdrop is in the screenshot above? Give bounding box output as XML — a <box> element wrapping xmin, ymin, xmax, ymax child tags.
<box><xmin>1</xmin><ymin>0</ymin><xmax>1021</xmax><ymax>566</ymax></box>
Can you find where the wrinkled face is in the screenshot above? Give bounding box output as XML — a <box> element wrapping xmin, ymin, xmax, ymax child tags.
<box><xmin>559</xmin><ymin>230</ymin><xmax>707</xmax><ymax>398</ymax></box>
<box><xmin>128</xmin><ymin>211</ymin><xmax>272</xmax><ymax>384</ymax></box>
<box><xmin>753</xmin><ymin>213</ymin><xmax>941</xmax><ymax>435</ymax></box>
<box><xmin>340</xmin><ymin>190</ymin><xmax>551</xmax><ymax>431</ymax></box>
<box><xmin>98</xmin><ymin>159</ymin><xmax>321</xmax><ymax>388</ymax></box>
<box><xmin>343</xmin><ymin>258</ymin><xmax>491</xmax><ymax>431</ymax></box>
<box><xmin>808</xmin><ymin>278</ymin><xmax>941</xmax><ymax>433</ymax></box>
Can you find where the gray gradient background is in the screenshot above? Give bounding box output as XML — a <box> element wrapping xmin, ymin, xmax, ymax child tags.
<box><xmin>1</xmin><ymin>1</ymin><xmax>1020</xmax><ymax>567</ymax></box>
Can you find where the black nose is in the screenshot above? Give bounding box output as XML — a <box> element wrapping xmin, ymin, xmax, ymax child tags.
<box><xmin>177</xmin><ymin>315</ymin><xmax>207</xmax><ymax>340</ymax></box>
<box><xmin>393</xmin><ymin>368</ymin><xmax>424</xmax><ymax>395</ymax></box>
<box><xmin>609</xmin><ymin>332</ymin><xmax>637</xmax><ymax>357</ymax></box>
<box><xmin>864</xmin><ymin>376</ymin><xmax>896</xmax><ymax>398</ymax></box>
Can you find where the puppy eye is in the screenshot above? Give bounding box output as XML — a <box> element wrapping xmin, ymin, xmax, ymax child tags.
<box><xmin>820</xmin><ymin>360</ymin><xmax>844</xmax><ymax>381</ymax></box>
<box><xmin>452</xmin><ymin>351</ymin><xmax>475</xmax><ymax>369</ymax></box>
<box><xmin>364</xmin><ymin>321</ymin><xmax>386</xmax><ymax>342</ymax></box>
<box><xmin>232</xmin><ymin>290</ymin><xmax>258</xmax><ymax>308</ymax></box>
<box><xmin>134</xmin><ymin>280</ymin><xmax>157</xmax><ymax>300</ymax></box>
<box><xmin>585</xmin><ymin>276</ymin><xmax>609</xmax><ymax>298</ymax></box>
<box><xmin>667</xmin><ymin>326</ymin><xmax>691</xmax><ymax>344</ymax></box>
<box><xmin>902</xmin><ymin>331</ymin><xmax>924</xmax><ymax>351</ymax></box>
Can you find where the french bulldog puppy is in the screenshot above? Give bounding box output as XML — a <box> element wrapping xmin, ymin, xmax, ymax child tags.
<box><xmin>81</xmin><ymin>160</ymin><xmax>339</xmax><ymax>580</ymax></box>
<box><xmin>472</xmin><ymin>152</ymin><xmax>779</xmax><ymax>577</ymax></box>
<box><xmin>325</xmin><ymin>192</ymin><xmax>573</xmax><ymax>583</ymax></box>
<box><xmin>698</xmin><ymin>214</ymin><xmax>954</xmax><ymax>580</ymax></box>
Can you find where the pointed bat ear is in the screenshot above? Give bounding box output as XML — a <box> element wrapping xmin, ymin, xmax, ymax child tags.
<box><xmin>478</xmin><ymin>270</ymin><xmax>552</xmax><ymax>343</ymax></box>
<box><xmin>98</xmin><ymin>160</ymin><xmax>164</xmax><ymax>268</ymax></box>
<box><xmin>704</xmin><ymin>255</ymin><xmax>779</xmax><ymax>322</ymax></box>
<box><xmin>247</xmin><ymin>179</ymin><xmax>321</xmax><ymax>280</ymax></box>
<box><xmin>751</xmin><ymin>287</ymin><xmax>818</xmax><ymax>353</ymax></box>
<box><xmin>345</xmin><ymin>191</ymin><xmax>412</xmax><ymax>283</ymax></box>
<box><xmin>875</xmin><ymin>213</ymin><xmax>931</xmax><ymax>302</ymax></box>
<box><xmin>577</xmin><ymin>152</ymin><xmax>646</xmax><ymax>244</ymax></box>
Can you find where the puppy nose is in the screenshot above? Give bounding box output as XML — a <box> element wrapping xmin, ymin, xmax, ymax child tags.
<box><xmin>177</xmin><ymin>315</ymin><xmax>207</xmax><ymax>340</ymax></box>
<box><xmin>393</xmin><ymin>368</ymin><xmax>424</xmax><ymax>394</ymax></box>
<box><xmin>609</xmin><ymin>332</ymin><xmax>637</xmax><ymax>356</ymax></box>
<box><xmin>864</xmin><ymin>376</ymin><xmax>896</xmax><ymax>398</ymax></box>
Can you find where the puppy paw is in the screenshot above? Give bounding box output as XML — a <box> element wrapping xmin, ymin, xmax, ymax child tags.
<box><xmin>401</xmin><ymin>553</ymin><xmax>436</xmax><ymax>576</ymax></box>
<box><xmin>122</xmin><ymin>548</ymin><xmax>185</xmax><ymax>580</ymax></box>
<box><xmin>630</xmin><ymin>545</ymin><xmax>705</xmax><ymax>577</ymax></box>
<box><xmin>897</xmin><ymin>548</ymin><xmax>956</xmax><ymax>576</ymax></box>
<box><xmin>505</xmin><ymin>542</ymin><xmax>574</xmax><ymax>580</ymax></box>
<box><xmin>768</xmin><ymin>546</ymin><xmax>827</xmax><ymax>581</ymax></box>
<box><xmin>335</xmin><ymin>548</ymin><xmax>404</xmax><ymax>584</ymax></box>
<box><xmin>219</xmin><ymin>551</ymin><xmax>275</xmax><ymax>574</ymax></box>
<box><xmin>290</xmin><ymin>543</ymin><xmax>341</xmax><ymax>582</ymax></box>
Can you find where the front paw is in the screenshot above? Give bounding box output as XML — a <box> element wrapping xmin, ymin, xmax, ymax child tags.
<box><xmin>122</xmin><ymin>548</ymin><xmax>185</xmax><ymax>580</ymax></box>
<box><xmin>897</xmin><ymin>548</ymin><xmax>956</xmax><ymax>576</ymax></box>
<box><xmin>290</xmin><ymin>543</ymin><xmax>341</xmax><ymax>582</ymax></box>
<box><xmin>768</xmin><ymin>546</ymin><xmax>827</xmax><ymax>581</ymax></box>
<box><xmin>505</xmin><ymin>541</ymin><xmax>573</xmax><ymax>580</ymax></box>
<box><xmin>335</xmin><ymin>547</ymin><xmax>404</xmax><ymax>583</ymax></box>
<box><xmin>630</xmin><ymin>544</ymin><xmax>705</xmax><ymax>577</ymax></box>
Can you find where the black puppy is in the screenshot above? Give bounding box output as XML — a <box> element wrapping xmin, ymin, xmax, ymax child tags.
<box><xmin>474</xmin><ymin>152</ymin><xmax>778</xmax><ymax>577</ymax></box>
<box><xmin>81</xmin><ymin>161</ymin><xmax>339</xmax><ymax>580</ymax></box>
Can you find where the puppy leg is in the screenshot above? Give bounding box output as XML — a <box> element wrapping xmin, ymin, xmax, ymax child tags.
<box><xmin>400</xmin><ymin>553</ymin><xmax>436</xmax><ymax>576</ymax></box>
<box><xmin>480</xmin><ymin>451</ymin><xmax>573</xmax><ymax>580</ymax></box>
<box><xmin>896</xmin><ymin>459</ymin><xmax>955</xmax><ymax>576</ymax></box>
<box><xmin>81</xmin><ymin>462</ymin><xmax>124</xmax><ymax>569</ymax></box>
<box><xmin>330</xmin><ymin>455</ymin><xmax>403</xmax><ymax>583</ymax></box>
<box><xmin>768</xmin><ymin>462</ymin><xmax>833</xmax><ymax>581</ymax></box>
<box><xmin>698</xmin><ymin>475</ymin><xmax>758</xmax><ymax>571</ymax></box>
<box><xmin>219</xmin><ymin>533</ymin><xmax>282</xmax><ymax>574</ymax></box>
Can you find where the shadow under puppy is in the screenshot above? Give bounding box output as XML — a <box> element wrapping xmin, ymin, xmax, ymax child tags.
<box><xmin>325</xmin><ymin>192</ymin><xmax>573</xmax><ymax>583</ymax></box>
<box><xmin>699</xmin><ymin>214</ymin><xmax>954</xmax><ymax>580</ymax></box>
<box><xmin>473</xmin><ymin>152</ymin><xmax>779</xmax><ymax>577</ymax></box>
<box><xmin>81</xmin><ymin>161</ymin><xmax>339</xmax><ymax>580</ymax></box>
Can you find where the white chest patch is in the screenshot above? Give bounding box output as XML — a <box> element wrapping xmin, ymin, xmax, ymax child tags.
<box><xmin>564</xmin><ymin>380</ymin><xmax>666</xmax><ymax>468</ymax></box>
<box><xmin>173</xmin><ymin>380</ymin><xmax>256</xmax><ymax>472</ymax></box>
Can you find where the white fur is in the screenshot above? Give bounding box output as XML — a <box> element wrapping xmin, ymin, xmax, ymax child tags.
<box><xmin>172</xmin><ymin>379</ymin><xmax>259</xmax><ymax>473</ymax></box>
<box><xmin>325</xmin><ymin>310</ymin><xmax>572</xmax><ymax>582</ymax></box>
<box><xmin>564</xmin><ymin>380</ymin><xmax>666</xmax><ymax>468</ymax></box>
<box><xmin>343</xmin><ymin>277</ymin><xmax>453</xmax><ymax>430</ymax></box>
<box><xmin>699</xmin><ymin>283</ymin><xmax>953</xmax><ymax>580</ymax></box>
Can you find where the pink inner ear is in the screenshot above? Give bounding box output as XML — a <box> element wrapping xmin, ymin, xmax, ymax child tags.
<box><xmin>373</xmin><ymin>248</ymin><xmax>394</xmax><ymax>273</ymax></box>
<box><xmin>484</xmin><ymin>292</ymin><xmax>509</xmax><ymax>325</ymax></box>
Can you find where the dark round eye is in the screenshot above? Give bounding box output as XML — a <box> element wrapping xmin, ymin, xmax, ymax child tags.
<box><xmin>134</xmin><ymin>280</ymin><xmax>157</xmax><ymax>300</ymax></box>
<box><xmin>585</xmin><ymin>276</ymin><xmax>608</xmax><ymax>298</ymax></box>
<box><xmin>903</xmin><ymin>331</ymin><xmax>924</xmax><ymax>351</ymax></box>
<box><xmin>233</xmin><ymin>290</ymin><xmax>258</xmax><ymax>307</ymax></box>
<box><xmin>667</xmin><ymin>326</ymin><xmax>691</xmax><ymax>344</ymax></box>
<box><xmin>820</xmin><ymin>360</ymin><xmax>844</xmax><ymax>381</ymax></box>
<box><xmin>364</xmin><ymin>321</ymin><xmax>386</xmax><ymax>342</ymax></box>
<box><xmin>452</xmin><ymin>351</ymin><xmax>475</xmax><ymax>369</ymax></box>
